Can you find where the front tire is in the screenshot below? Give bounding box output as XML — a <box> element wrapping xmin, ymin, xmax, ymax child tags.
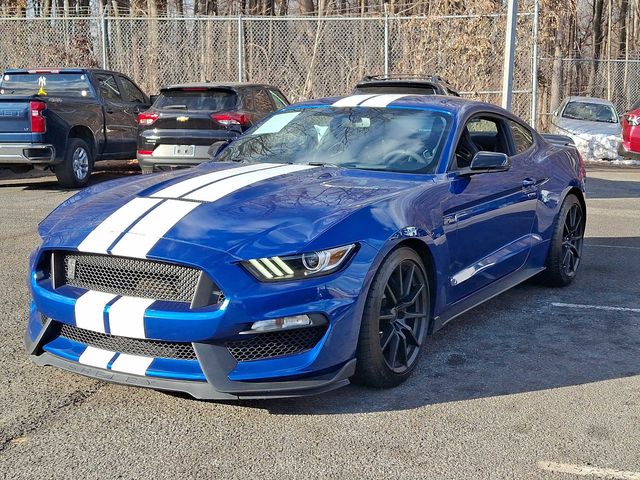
<box><xmin>55</xmin><ymin>138</ymin><xmax>93</xmax><ymax>188</ymax></box>
<box><xmin>352</xmin><ymin>247</ymin><xmax>431</xmax><ymax>388</ymax></box>
<box><xmin>538</xmin><ymin>194</ymin><xmax>585</xmax><ymax>287</ymax></box>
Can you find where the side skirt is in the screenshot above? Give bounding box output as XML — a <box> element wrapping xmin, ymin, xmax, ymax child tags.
<box><xmin>431</xmin><ymin>266</ymin><xmax>545</xmax><ymax>333</ymax></box>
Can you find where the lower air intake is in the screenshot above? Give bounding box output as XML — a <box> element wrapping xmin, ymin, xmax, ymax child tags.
<box><xmin>226</xmin><ymin>326</ymin><xmax>327</xmax><ymax>362</ymax></box>
<box><xmin>58</xmin><ymin>322</ymin><xmax>197</xmax><ymax>360</ymax></box>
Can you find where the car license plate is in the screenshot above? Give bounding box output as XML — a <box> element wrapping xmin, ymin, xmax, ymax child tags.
<box><xmin>173</xmin><ymin>145</ymin><xmax>195</xmax><ymax>157</ymax></box>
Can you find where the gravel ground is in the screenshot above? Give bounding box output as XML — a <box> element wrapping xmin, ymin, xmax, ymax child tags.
<box><xmin>0</xmin><ymin>165</ymin><xmax>638</xmax><ymax>479</ymax></box>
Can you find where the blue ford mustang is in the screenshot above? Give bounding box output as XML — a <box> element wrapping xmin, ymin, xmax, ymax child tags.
<box><xmin>26</xmin><ymin>94</ymin><xmax>586</xmax><ymax>399</ymax></box>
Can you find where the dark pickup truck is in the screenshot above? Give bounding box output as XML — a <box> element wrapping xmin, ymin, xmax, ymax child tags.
<box><xmin>0</xmin><ymin>68</ymin><xmax>150</xmax><ymax>187</ymax></box>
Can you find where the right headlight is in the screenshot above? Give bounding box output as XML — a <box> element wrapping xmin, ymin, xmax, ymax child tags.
<box><xmin>241</xmin><ymin>244</ymin><xmax>356</xmax><ymax>282</ymax></box>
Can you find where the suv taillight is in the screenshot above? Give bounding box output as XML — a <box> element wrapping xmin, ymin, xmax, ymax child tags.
<box><xmin>211</xmin><ymin>113</ymin><xmax>249</xmax><ymax>128</ymax></box>
<box><xmin>138</xmin><ymin>111</ymin><xmax>159</xmax><ymax>126</ymax></box>
<box><xmin>30</xmin><ymin>101</ymin><xmax>46</xmax><ymax>133</ymax></box>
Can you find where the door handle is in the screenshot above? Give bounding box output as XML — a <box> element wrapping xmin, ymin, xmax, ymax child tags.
<box><xmin>522</xmin><ymin>178</ymin><xmax>536</xmax><ymax>188</ymax></box>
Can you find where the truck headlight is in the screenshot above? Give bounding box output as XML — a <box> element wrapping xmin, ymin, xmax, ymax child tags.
<box><xmin>242</xmin><ymin>244</ymin><xmax>356</xmax><ymax>282</ymax></box>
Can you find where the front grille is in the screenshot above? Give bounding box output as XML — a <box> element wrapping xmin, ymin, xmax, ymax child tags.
<box><xmin>58</xmin><ymin>322</ymin><xmax>197</xmax><ymax>360</ymax></box>
<box><xmin>60</xmin><ymin>252</ymin><xmax>209</xmax><ymax>304</ymax></box>
<box><xmin>226</xmin><ymin>326</ymin><xmax>327</xmax><ymax>362</ymax></box>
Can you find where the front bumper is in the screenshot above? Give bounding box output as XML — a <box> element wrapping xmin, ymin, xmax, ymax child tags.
<box><xmin>617</xmin><ymin>141</ymin><xmax>640</xmax><ymax>160</ymax></box>
<box><xmin>26</xmin><ymin>243</ymin><xmax>376</xmax><ymax>399</ymax></box>
<box><xmin>0</xmin><ymin>143</ymin><xmax>55</xmax><ymax>165</ymax></box>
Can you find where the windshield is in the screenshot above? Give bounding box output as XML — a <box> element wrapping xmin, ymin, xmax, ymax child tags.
<box><xmin>216</xmin><ymin>107</ymin><xmax>452</xmax><ymax>174</ymax></box>
<box><xmin>562</xmin><ymin>101</ymin><xmax>617</xmax><ymax>123</ymax></box>
<box><xmin>155</xmin><ymin>89</ymin><xmax>238</xmax><ymax>111</ymax></box>
<box><xmin>0</xmin><ymin>73</ymin><xmax>92</xmax><ymax>97</ymax></box>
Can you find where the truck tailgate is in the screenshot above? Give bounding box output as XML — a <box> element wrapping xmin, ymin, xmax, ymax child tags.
<box><xmin>0</xmin><ymin>98</ymin><xmax>31</xmax><ymax>133</ymax></box>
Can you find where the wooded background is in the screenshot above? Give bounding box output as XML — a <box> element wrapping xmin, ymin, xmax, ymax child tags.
<box><xmin>1</xmin><ymin>0</ymin><xmax>640</xmax><ymax>126</ymax></box>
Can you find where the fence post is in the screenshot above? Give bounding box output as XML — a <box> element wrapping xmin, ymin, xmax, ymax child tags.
<box><xmin>101</xmin><ymin>14</ymin><xmax>109</xmax><ymax>69</ymax></box>
<box><xmin>237</xmin><ymin>15</ymin><xmax>244</xmax><ymax>82</ymax></box>
<box><xmin>501</xmin><ymin>0</ymin><xmax>518</xmax><ymax>111</ymax></box>
<box><xmin>384</xmin><ymin>8</ymin><xmax>389</xmax><ymax>75</ymax></box>
<box><xmin>530</xmin><ymin>0</ymin><xmax>540</xmax><ymax>127</ymax></box>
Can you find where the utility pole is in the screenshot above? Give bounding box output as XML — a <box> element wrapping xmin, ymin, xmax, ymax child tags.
<box><xmin>502</xmin><ymin>0</ymin><xmax>518</xmax><ymax>110</ymax></box>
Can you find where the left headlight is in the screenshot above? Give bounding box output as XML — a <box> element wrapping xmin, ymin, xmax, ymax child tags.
<box><xmin>241</xmin><ymin>244</ymin><xmax>357</xmax><ymax>282</ymax></box>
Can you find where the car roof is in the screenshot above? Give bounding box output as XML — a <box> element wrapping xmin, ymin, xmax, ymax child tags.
<box><xmin>161</xmin><ymin>82</ymin><xmax>279</xmax><ymax>91</ymax></box>
<box><xmin>564</xmin><ymin>96</ymin><xmax>615</xmax><ymax>106</ymax></box>
<box><xmin>290</xmin><ymin>94</ymin><xmax>501</xmax><ymax>116</ymax></box>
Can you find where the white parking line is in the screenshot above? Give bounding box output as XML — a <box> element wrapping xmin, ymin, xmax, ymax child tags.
<box><xmin>538</xmin><ymin>461</ymin><xmax>640</xmax><ymax>480</ymax></box>
<box><xmin>551</xmin><ymin>302</ymin><xmax>640</xmax><ymax>313</ymax></box>
<box><xmin>585</xmin><ymin>243</ymin><xmax>640</xmax><ymax>251</ymax></box>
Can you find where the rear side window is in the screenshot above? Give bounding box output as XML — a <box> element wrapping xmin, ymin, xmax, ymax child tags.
<box><xmin>154</xmin><ymin>89</ymin><xmax>237</xmax><ymax>111</ymax></box>
<box><xmin>254</xmin><ymin>89</ymin><xmax>274</xmax><ymax>112</ymax></box>
<box><xmin>0</xmin><ymin>73</ymin><xmax>92</xmax><ymax>97</ymax></box>
<box><xmin>509</xmin><ymin>120</ymin><xmax>534</xmax><ymax>153</ymax></box>
<box><xmin>269</xmin><ymin>90</ymin><xmax>288</xmax><ymax>109</ymax></box>
<box><xmin>119</xmin><ymin>77</ymin><xmax>146</xmax><ymax>103</ymax></box>
<box><xmin>96</xmin><ymin>74</ymin><xmax>121</xmax><ymax>101</ymax></box>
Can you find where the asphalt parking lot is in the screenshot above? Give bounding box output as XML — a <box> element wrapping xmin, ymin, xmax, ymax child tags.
<box><xmin>0</xmin><ymin>165</ymin><xmax>639</xmax><ymax>479</ymax></box>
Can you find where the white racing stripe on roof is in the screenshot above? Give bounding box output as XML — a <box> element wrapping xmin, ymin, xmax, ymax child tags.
<box><xmin>359</xmin><ymin>94</ymin><xmax>410</xmax><ymax>107</ymax></box>
<box><xmin>77</xmin><ymin>197</ymin><xmax>162</xmax><ymax>254</ymax></box>
<box><xmin>74</xmin><ymin>290</ymin><xmax>117</xmax><ymax>333</ymax></box>
<box><xmin>184</xmin><ymin>164</ymin><xmax>317</xmax><ymax>203</ymax></box>
<box><xmin>109</xmin><ymin>199</ymin><xmax>200</xmax><ymax>259</ymax></box>
<box><xmin>110</xmin><ymin>353</ymin><xmax>154</xmax><ymax>376</ymax></box>
<box><xmin>331</xmin><ymin>94</ymin><xmax>379</xmax><ymax>107</ymax></box>
<box><xmin>151</xmin><ymin>162</ymin><xmax>282</xmax><ymax>199</ymax></box>
<box><xmin>78</xmin><ymin>346</ymin><xmax>116</xmax><ymax>369</ymax></box>
<box><xmin>107</xmin><ymin>296</ymin><xmax>155</xmax><ymax>339</ymax></box>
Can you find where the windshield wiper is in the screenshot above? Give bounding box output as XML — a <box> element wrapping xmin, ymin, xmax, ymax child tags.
<box><xmin>308</xmin><ymin>161</ymin><xmax>340</xmax><ymax>168</ymax></box>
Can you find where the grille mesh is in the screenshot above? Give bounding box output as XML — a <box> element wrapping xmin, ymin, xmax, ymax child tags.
<box><xmin>58</xmin><ymin>323</ymin><xmax>197</xmax><ymax>360</ymax></box>
<box><xmin>62</xmin><ymin>253</ymin><xmax>202</xmax><ymax>303</ymax></box>
<box><xmin>226</xmin><ymin>326</ymin><xmax>327</xmax><ymax>362</ymax></box>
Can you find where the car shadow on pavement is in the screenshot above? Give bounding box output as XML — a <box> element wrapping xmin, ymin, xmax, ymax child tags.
<box><xmin>0</xmin><ymin>161</ymin><xmax>140</xmax><ymax>191</ymax></box>
<box><xmin>586</xmin><ymin>173</ymin><xmax>640</xmax><ymax>199</ymax></box>
<box><xmin>241</xmin><ymin>235</ymin><xmax>640</xmax><ymax>415</ymax></box>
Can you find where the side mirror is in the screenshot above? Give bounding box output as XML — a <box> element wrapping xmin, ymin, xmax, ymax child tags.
<box><xmin>460</xmin><ymin>151</ymin><xmax>511</xmax><ymax>176</ymax></box>
<box><xmin>208</xmin><ymin>140</ymin><xmax>231</xmax><ymax>159</ymax></box>
<box><xmin>553</xmin><ymin>110</ymin><xmax>559</xmax><ymax>117</ymax></box>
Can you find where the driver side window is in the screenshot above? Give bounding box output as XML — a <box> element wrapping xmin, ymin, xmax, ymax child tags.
<box><xmin>452</xmin><ymin>116</ymin><xmax>510</xmax><ymax>170</ymax></box>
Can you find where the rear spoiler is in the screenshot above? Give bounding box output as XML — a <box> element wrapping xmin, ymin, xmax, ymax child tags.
<box><xmin>540</xmin><ymin>133</ymin><xmax>575</xmax><ymax>147</ymax></box>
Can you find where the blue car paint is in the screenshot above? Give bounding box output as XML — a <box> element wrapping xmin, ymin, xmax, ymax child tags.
<box><xmin>26</xmin><ymin>95</ymin><xmax>586</xmax><ymax>398</ymax></box>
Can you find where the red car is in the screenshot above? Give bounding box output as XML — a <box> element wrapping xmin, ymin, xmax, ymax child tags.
<box><xmin>619</xmin><ymin>103</ymin><xmax>640</xmax><ymax>159</ymax></box>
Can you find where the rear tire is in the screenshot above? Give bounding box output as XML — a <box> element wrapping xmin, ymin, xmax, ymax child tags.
<box><xmin>55</xmin><ymin>138</ymin><xmax>93</xmax><ymax>188</ymax></box>
<box><xmin>352</xmin><ymin>247</ymin><xmax>431</xmax><ymax>388</ymax></box>
<box><xmin>538</xmin><ymin>194</ymin><xmax>585</xmax><ymax>287</ymax></box>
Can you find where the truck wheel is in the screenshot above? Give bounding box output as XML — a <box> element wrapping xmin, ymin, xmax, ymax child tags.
<box><xmin>55</xmin><ymin>138</ymin><xmax>93</xmax><ymax>188</ymax></box>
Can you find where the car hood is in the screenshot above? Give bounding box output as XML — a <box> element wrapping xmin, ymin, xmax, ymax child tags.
<box><xmin>553</xmin><ymin>116</ymin><xmax>621</xmax><ymax>137</ymax></box>
<box><xmin>40</xmin><ymin>162</ymin><xmax>428</xmax><ymax>259</ymax></box>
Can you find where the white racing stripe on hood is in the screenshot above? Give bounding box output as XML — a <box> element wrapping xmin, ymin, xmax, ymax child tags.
<box><xmin>184</xmin><ymin>164</ymin><xmax>317</xmax><ymax>202</ymax></box>
<box><xmin>331</xmin><ymin>94</ymin><xmax>379</xmax><ymax>107</ymax></box>
<box><xmin>107</xmin><ymin>296</ymin><xmax>155</xmax><ymax>339</ymax></box>
<box><xmin>151</xmin><ymin>162</ymin><xmax>282</xmax><ymax>199</ymax></box>
<box><xmin>78</xmin><ymin>346</ymin><xmax>116</xmax><ymax>369</ymax></box>
<box><xmin>359</xmin><ymin>94</ymin><xmax>410</xmax><ymax>107</ymax></box>
<box><xmin>77</xmin><ymin>197</ymin><xmax>162</xmax><ymax>254</ymax></box>
<box><xmin>110</xmin><ymin>353</ymin><xmax>154</xmax><ymax>376</ymax></box>
<box><xmin>74</xmin><ymin>290</ymin><xmax>117</xmax><ymax>333</ymax></box>
<box><xmin>109</xmin><ymin>199</ymin><xmax>200</xmax><ymax>259</ymax></box>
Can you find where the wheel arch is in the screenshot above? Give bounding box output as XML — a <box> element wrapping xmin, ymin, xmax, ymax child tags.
<box><xmin>566</xmin><ymin>186</ymin><xmax>587</xmax><ymax>225</ymax></box>
<box><xmin>388</xmin><ymin>238</ymin><xmax>438</xmax><ymax>333</ymax></box>
<box><xmin>68</xmin><ymin>125</ymin><xmax>96</xmax><ymax>157</ymax></box>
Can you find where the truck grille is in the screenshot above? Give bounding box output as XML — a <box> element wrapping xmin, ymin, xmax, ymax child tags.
<box><xmin>226</xmin><ymin>326</ymin><xmax>327</xmax><ymax>362</ymax></box>
<box><xmin>58</xmin><ymin>322</ymin><xmax>197</xmax><ymax>360</ymax></box>
<box><xmin>59</xmin><ymin>252</ymin><xmax>215</xmax><ymax>304</ymax></box>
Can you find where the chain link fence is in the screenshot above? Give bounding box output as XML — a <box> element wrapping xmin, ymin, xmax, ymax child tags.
<box><xmin>0</xmin><ymin>14</ymin><xmax>536</xmax><ymax>122</ymax></box>
<box><xmin>538</xmin><ymin>57</ymin><xmax>640</xmax><ymax>124</ymax></box>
